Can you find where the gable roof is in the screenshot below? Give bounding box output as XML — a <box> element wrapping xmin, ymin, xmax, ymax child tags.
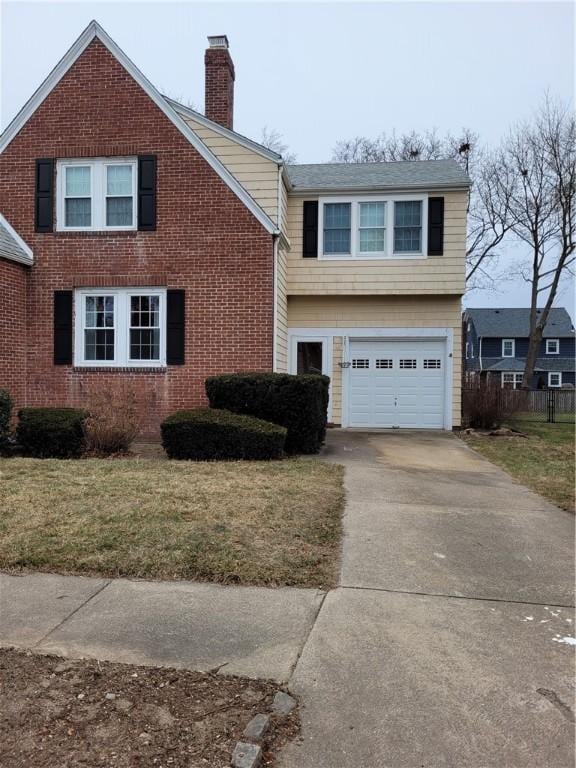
<box><xmin>0</xmin><ymin>21</ymin><xmax>279</xmax><ymax>236</ymax></box>
<box><xmin>286</xmin><ymin>159</ymin><xmax>471</xmax><ymax>192</ymax></box>
<box><xmin>482</xmin><ymin>357</ymin><xmax>575</xmax><ymax>373</ymax></box>
<box><xmin>465</xmin><ymin>308</ymin><xmax>575</xmax><ymax>338</ymax></box>
<box><xmin>164</xmin><ymin>96</ymin><xmax>283</xmax><ymax>163</ymax></box>
<box><xmin>0</xmin><ymin>214</ymin><xmax>33</xmax><ymax>266</ymax></box>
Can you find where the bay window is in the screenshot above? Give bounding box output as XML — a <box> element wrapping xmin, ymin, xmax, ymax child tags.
<box><xmin>57</xmin><ymin>158</ymin><xmax>137</xmax><ymax>231</ymax></box>
<box><xmin>75</xmin><ymin>288</ymin><xmax>166</xmax><ymax>367</ymax></box>
<box><xmin>319</xmin><ymin>196</ymin><xmax>426</xmax><ymax>258</ymax></box>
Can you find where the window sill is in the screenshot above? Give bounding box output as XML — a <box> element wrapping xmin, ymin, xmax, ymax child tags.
<box><xmin>317</xmin><ymin>253</ymin><xmax>426</xmax><ymax>261</ymax></box>
<box><xmin>54</xmin><ymin>230</ymin><xmax>139</xmax><ymax>237</ymax></box>
<box><xmin>72</xmin><ymin>366</ymin><xmax>167</xmax><ymax>374</ymax></box>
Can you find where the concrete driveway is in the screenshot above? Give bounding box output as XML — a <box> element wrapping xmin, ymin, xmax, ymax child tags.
<box><xmin>279</xmin><ymin>430</ymin><xmax>575</xmax><ymax>768</ymax></box>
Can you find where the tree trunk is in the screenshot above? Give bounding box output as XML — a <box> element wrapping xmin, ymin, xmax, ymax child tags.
<box><xmin>522</xmin><ymin>325</ymin><xmax>543</xmax><ymax>389</ymax></box>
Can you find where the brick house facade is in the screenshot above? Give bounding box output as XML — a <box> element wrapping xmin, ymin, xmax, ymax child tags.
<box><xmin>0</xmin><ymin>29</ymin><xmax>276</xmax><ymax>436</ymax></box>
<box><xmin>1</xmin><ymin>21</ymin><xmax>471</xmax><ymax>435</ymax></box>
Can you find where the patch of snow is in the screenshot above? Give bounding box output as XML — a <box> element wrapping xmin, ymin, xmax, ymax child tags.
<box><xmin>433</xmin><ymin>552</ymin><xmax>446</xmax><ymax>559</ymax></box>
<box><xmin>552</xmin><ymin>636</ymin><xmax>576</xmax><ymax>646</ymax></box>
<box><xmin>522</xmin><ymin>616</ymin><xmax>534</xmax><ymax>622</ymax></box>
<box><xmin>540</xmin><ymin>619</ymin><xmax>550</xmax><ymax>624</ymax></box>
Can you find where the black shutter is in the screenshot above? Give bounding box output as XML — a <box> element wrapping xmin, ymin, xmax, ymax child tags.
<box><xmin>302</xmin><ymin>201</ymin><xmax>318</xmax><ymax>258</ymax></box>
<box><xmin>54</xmin><ymin>291</ymin><xmax>73</xmax><ymax>365</ymax></box>
<box><xmin>428</xmin><ymin>197</ymin><xmax>444</xmax><ymax>256</ymax></box>
<box><xmin>138</xmin><ymin>155</ymin><xmax>157</xmax><ymax>231</ymax></box>
<box><xmin>166</xmin><ymin>289</ymin><xmax>185</xmax><ymax>365</ymax></box>
<box><xmin>35</xmin><ymin>159</ymin><xmax>54</xmax><ymax>232</ymax></box>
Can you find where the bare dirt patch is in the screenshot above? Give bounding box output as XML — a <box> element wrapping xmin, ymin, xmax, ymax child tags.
<box><xmin>0</xmin><ymin>648</ymin><xmax>299</xmax><ymax>767</ymax></box>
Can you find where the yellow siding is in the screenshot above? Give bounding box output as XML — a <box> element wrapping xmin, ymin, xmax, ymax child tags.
<box><xmin>288</xmin><ymin>295</ymin><xmax>462</xmax><ymax>426</ymax></box>
<box><xmin>182</xmin><ymin>116</ymin><xmax>280</xmax><ymax>223</ymax></box>
<box><xmin>279</xmin><ymin>176</ymin><xmax>289</xmax><ymax>238</ymax></box>
<box><xmin>286</xmin><ymin>191</ymin><xmax>467</xmax><ymax>295</ymax></box>
<box><xmin>276</xmin><ymin>245</ymin><xmax>289</xmax><ymax>372</ymax></box>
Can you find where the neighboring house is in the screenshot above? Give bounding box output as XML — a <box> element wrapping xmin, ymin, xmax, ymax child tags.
<box><xmin>0</xmin><ymin>22</ymin><xmax>470</xmax><ymax>436</ymax></box>
<box><xmin>463</xmin><ymin>308</ymin><xmax>576</xmax><ymax>389</ymax></box>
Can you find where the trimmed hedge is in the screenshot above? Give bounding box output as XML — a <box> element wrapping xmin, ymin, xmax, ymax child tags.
<box><xmin>161</xmin><ymin>408</ymin><xmax>287</xmax><ymax>461</ymax></box>
<box><xmin>0</xmin><ymin>389</ymin><xmax>12</xmax><ymax>437</ymax></box>
<box><xmin>17</xmin><ymin>407</ymin><xmax>87</xmax><ymax>459</ymax></box>
<box><xmin>205</xmin><ymin>373</ymin><xmax>330</xmax><ymax>455</ymax></box>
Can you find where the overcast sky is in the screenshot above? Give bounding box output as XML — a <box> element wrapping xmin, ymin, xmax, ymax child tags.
<box><xmin>1</xmin><ymin>0</ymin><xmax>574</xmax><ymax>316</ymax></box>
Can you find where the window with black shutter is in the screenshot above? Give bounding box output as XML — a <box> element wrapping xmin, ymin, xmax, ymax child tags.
<box><xmin>302</xmin><ymin>200</ymin><xmax>318</xmax><ymax>258</ymax></box>
<box><xmin>36</xmin><ymin>159</ymin><xmax>54</xmax><ymax>232</ymax></box>
<box><xmin>427</xmin><ymin>197</ymin><xmax>444</xmax><ymax>255</ymax></box>
<box><xmin>138</xmin><ymin>155</ymin><xmax>157</xmax><ymax>231</ymax></box>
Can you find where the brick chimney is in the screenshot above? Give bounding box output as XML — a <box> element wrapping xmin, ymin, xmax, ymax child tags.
<box><xmin>205</xmin><ymin>35</ymin><xmax>235</xmax><ymax>130</ymax></box>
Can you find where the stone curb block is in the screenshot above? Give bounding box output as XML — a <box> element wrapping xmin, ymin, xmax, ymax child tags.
<box><xmin>231</xmin><ymin>741</ymin><xmax>261</xmax><ymax>768</ymax></box>
<box><xmin>243</xmin><ymin>713</ymin><xmax>270</xmax><ymax>741</ymax></box>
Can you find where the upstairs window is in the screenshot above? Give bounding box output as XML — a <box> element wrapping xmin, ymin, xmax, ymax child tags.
<box><xmin>57</xmin><ymin>158</ymin><xmax>137</xmax><ymax>231</ymax></box>
<box><xmin>502</xmin><ymin>339</ymin><xmax>515</xmax><ymax>357</ymax></box>
<box><xmin>323</xmin><ymin>203</ymin><xmax>351</xmax><ymax>255</ymax></box>
<box><xmin>319</xmin><ymin>196</ymin><xmax>426</xmax><ymax>259</ymax></box>
<box><xmin>394</xmin><ymin>201</ymin><xmax>422</xmax><ymax>254</ymax></box>
<box><xmin>546</xmin><ymin>339</ymin><xmax>559</xmax><ymax>355</ymax></box>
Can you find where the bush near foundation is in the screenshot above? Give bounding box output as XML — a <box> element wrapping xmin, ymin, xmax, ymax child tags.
<box><xmin>161</xmin><ymin>408</ymin><xmax>287</xmax><ymax>460</ymax></box>
<box><xmin>205</xmin><ymin>373</ymin><xmax>330</xmax><ymax>454</ymax></box>
<box><xmin>17</xmin><ymin>408</ymin><xmax>87</xmax><ymax>459</ymax></box>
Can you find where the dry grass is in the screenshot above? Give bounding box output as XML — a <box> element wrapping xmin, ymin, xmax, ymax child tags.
<box><xmin>461</xmin><ymin>419</ymin><xmax>574</xmax><ymax>512</ymax></box>
<box><xmin>0</xmin><ymin>457</ymin><xmax>344</xmax><ymax>587</ymax></box>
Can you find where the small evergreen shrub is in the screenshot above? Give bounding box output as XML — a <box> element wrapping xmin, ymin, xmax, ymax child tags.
<box><xmin>0</xmin><ymin>389</ymin><xmax>12</xmax><ymax>436</ymax></box>
<box><xmin>17</xmin><ymin>408</ymin><xmax>87</xmax><ymax>458</ymax></box>
<box><xmin>161</xmin><ymin>408</ymin><xmax>286</xmax><ymax>461</ymax></box>
<box><xmin>205</xmin><ymin>373</ymin><xmax>330</xmax><ymax>454</ymax></box>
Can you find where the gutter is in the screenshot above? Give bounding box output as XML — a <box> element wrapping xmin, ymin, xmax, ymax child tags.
<box><xmin>479</xmin><ymin>337</ymin><xmax>483</xmax><ymax>372</ymax></box>
<box><xmin>287</xmin><ymin>182</ymin><xmax>471</xmax><ymax>196</ymax></box>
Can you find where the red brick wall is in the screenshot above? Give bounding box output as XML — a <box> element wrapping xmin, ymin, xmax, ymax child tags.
<box><xmin>0</xmin><ymin>258</ymin><xmax>28</xmax><ymax>420</ymax></box>
<box><xmin>204</xmin><ymin>46</ymin><xmax>235</xmax><ymax>130</ymax></box>
<box><xmin>0</xmin><ymin>39</ymin><xmax>274</xmax><ymax>438</ymax></box>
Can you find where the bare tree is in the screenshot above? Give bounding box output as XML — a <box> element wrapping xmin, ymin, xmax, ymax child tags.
<box><xmin>331</xmin><ymin>129</ymin><xmax>512</xmax><ymax>287</ymax></box>
<box><xmin>494</xmin><ymin>99</ymin><xmax>575</xmax><ymax>388</ymax></box>
<box><xmin>260</xmin><ymin>126</ymin><xmax>297</xmax><ymax>163</ymax></box>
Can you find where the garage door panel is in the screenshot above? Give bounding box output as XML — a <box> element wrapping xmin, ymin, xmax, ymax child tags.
<box><xmin>348</xmin><ymin>339</ymin><xmax>445</xmax><ymax>429</ymax></box>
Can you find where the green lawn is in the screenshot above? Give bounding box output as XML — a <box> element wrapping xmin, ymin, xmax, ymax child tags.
<box><xmin>0</xmin><ymin>457</ymin><xmax>344</xmax><ymax>587</ymax></box>
<box><xmin>462</xmin><ymin>419</ymin><xmax>575</xmax><ymax>512</ymax></box>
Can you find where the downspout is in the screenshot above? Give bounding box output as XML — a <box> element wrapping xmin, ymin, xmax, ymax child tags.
<box><xmin>479</xmin><ymin>336</ymin><xmax>483</xmax><ymax>372</ymax></box>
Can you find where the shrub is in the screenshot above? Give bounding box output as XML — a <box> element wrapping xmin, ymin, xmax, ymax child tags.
<box><xmin>0</xmin><ymin>389</ymin><xmax>13</xmax><ymax>456</ymax></box>
<box><xmin>462</xmin><ymin>380</ymin><xmax>521</xmax><ymax>429</ymax></box>
<box><xmin>83</xmin><ymin>383</ymin><xmax>142</xmax><ymax>455</ymax></box>
<box><xmin>161</xmin><ymin>408</ymin><xmax>286</xmax><ymax>461</ymax></box>
<box><xmin>205</xmin><ymin>373</ymin><xmax>330</xmax><ymax>454</ymax></box>
<box><xmin>17</xmin><ymin>408</ymin><xmax>87</xmax><ymax>458</ymax></box>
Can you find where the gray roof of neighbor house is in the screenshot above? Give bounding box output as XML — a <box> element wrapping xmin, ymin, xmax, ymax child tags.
<box><xmin>0</xmin><ymin>214</ymin><xmax>33</xmax><ymax>266</ymax></box>
<box><xmin>482</xmin><ymin>357</ymin><xmax>575</xmax><ymax>373</ymax></box>
<box><xmin>286</xmin><ymin>159</ymin><xmax>471</xmax><ymax>192</ymax></box>
<box><xmin>466</xmin><ymin>308</ymin><xmax>575</xmax><ymax>338</ymax></box>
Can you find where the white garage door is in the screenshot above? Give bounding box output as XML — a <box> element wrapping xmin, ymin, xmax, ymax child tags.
<box><xmin>348</xmin><ymin>339</ymin><xmax>446</xmax><ymax>428</ymax></box>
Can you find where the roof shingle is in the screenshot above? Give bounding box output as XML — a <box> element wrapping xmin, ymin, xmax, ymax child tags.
<box><xmin>465</xmin><ymin>308</ymin><xmax>575</xmax><ymax>338</ymax></box>
<box><xmin>286</xmin><ymin>159</ymin><xmax>470</xmax><ymax>191</ymax></box>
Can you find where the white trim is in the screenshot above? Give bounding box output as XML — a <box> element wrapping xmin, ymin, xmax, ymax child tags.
<box><xmin>502</xmin><ymin>338</ymin><xmax>515</xmax><ymax>357</ymax></box>
<box><xmin>317</xmin><ymin>194</ymin><xmax>428</xmax><ymax>260</ymax></box>
<box><xmin>74</xmin><ymin>287</ymin><xmax>166</xmax><ymax>367</ymax></box>
<box><xmin>0</xmin><ymin>20</ymin><xmax>279</xmax><ymax>237</ymax></box>
<box><xmin>548</xmin><ymin>371</ymin><xmax>562</xmax><ymax>388</ymax></box>
<box><xmin>165</xmin><ymin>97</ymin><xmax>283</xmax><ymax>164</ymax></box>
<box><xmin>288</xmin><ymin>334</ymin><xmax>333</xmax><ymax>421</ymax></box>
<box><xmin>0</xmin><ymin>213</ymin><xmax>34</xmax><ymax>264</ymax></box>
<box><xmin>288</xmin><ymin>326</ymin><xmax>453</xmax><ymax>430</ymax></box>
<box><xmin>56</xmin><ymin>157</ymin><xmax>137</xmax><ymax>232</ymax></box>
<box><xmin>501</xmin><ymin>372</ymin><xmax>523</xmax><ymax>389</ymax></box>
<box><xmin>546</xmin><ymin>339</ymin><xmax>560</xmax><ymax>355</ymax></box>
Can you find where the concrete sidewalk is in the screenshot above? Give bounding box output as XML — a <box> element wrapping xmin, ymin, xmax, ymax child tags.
<box><xmin>279</xmin><ymin>431</ymin><xmax>575</xmax><ymax>768</ymax></box>
<box><xmin>0</xmin><ymin>572</ymin><xmax>324</xmax><ymax>682</ymax></box>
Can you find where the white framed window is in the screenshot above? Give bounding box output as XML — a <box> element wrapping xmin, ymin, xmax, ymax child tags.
<box><xmin>74</xmin><ymin>288</ymin><xmax>166</xmax><ymax>367</ymax></box>
<box><xmin>546</xmin><ymin>339</ymin><xmax>560</xmax><ymax>354</ymax></box>
<box><xmin>57</xmin><ymin>158</ymin><xmax>137</xmax><ymax>231</ymax></box>
<box><xmin>501</xmin><ymin>372</ymin><xmax>523</xmax><ymax>389</ymax></box>
<box><xmin>548</xmin><ymin>372</ymin><xmax>562</xmax><ymax>388</ymax></box>
<box><xmin>318</xmin><ymin>195</ymin><xmax>427</xmax><ymax>259</ymax></box>
<box><xmin>502</xmin><ymin>339</ymin><xmax>515</xmax><ymax>357</ymax></box>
